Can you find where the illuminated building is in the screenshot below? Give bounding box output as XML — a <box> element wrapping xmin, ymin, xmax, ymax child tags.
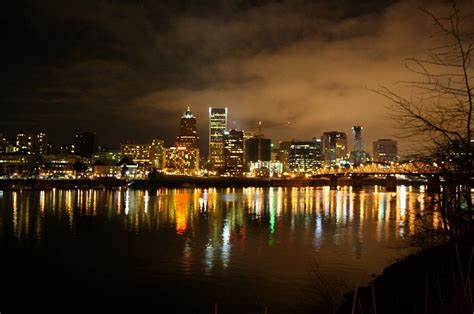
<box><xmin>34</xmin><ymin>133</ymin><xmax>48</xmax><ymax>156</ymax></box>
<box><xmin>352</xmin><ymin>126</ymin><xmax>363</xmax><ymax>151</ymax></box>
<box><xmin>176</xmin><ymin>107</ymin><xmax>199</xmax><ymax>149</ymax></box>
<box><xmin>224</xmin><ymin>129</ymin><xmax>244</xmax><ymax>176</ymax></box>
<box><xmin>275</xmin><ymin>140</ymin><xmax>292</xmax><ymax>172</ymax></box>
<box><xmin>165</xmin><ymin>146</ymin><xmax>200</xmax><ymax>174</ymax></box>
<box><xmin>74</xmin><ymin>132</ymin><xmax>96</xmax><ymax>158</ymax></box>
<box><xmin>313</xmin><ymin>137</ymin><xmax>323</xmax><ymax>167</ymax></box>
<box><xmin>16</xmin><ymin>133</ymin><xmax>34</xmax><ymax>155</ymax></box>
<box><xmin>0</xmin><ymin>134</ymin><xmax>7</xmax><ymax>154</ymax></box>
<box><xmin>151</xmin><ymin>139</ymin><xmax>165</xmax><ymax>169</ymax></box>
<box><xmin>373</xmin><ymin>139</ymin><xmax>398</xmax><ymax>163</ymax></box>
<box><xmin>209</xmin><ymin>107</ymin><xmax>227</xmax><ymax>169</ymax></box>
<box><xmin>349</xmin><ymin>126</ymin><xmax>370</xmax><ymax>165</ymax></box>
<box><xmin>246</xmin><ymin>137</ymin><xmax>271</xmax><ymax>163</ymax></box>
<box><xmin>288</xmin><ymin>141</ymin><xmax>317</xmax><ymax>173</ymax></box>
<box><xmin>121</xmin><ymin>143</ymin><xmax>153</xmax><ymax>165</ymax></box>
<box><xmin>322</xmin><ymin>131</ymin><xmax>348</xmax><ymax>166</ymax></box>
<box><xmin>243</xmin><ymin>131</ymin><xmax>255</xmax><ymax>165</ymax></box>
<box><xmin>50</xmin><ymin>144</ymin><xmax>74</xmax><ymax>155</ymax></box>
<box><xmin>249</xmin><ymin>161</ymin><xmax>283</xmax><ymax>177</ymax></box>
<box><xmin>0</xmin><ymin>154</ymin><xmax>33</xmax><ymax>176</ymax></box>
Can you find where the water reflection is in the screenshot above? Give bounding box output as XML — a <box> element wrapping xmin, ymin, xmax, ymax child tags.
<box><xmin>0</xmin><ymin>187</ymin><xmax>440</xmax><ymax>296</ymax></box>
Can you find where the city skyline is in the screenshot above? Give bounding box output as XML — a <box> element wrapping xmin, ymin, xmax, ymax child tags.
<box><xmin>3</xmin><ymin>1</ymin><xmax>470</xmax><ymax>154</ymax></box>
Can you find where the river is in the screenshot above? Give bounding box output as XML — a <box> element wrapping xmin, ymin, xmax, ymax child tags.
<box><xmin>0</xmin><ymin>186</ymin><xmax>441</xmax><ymax>313</ymax></box>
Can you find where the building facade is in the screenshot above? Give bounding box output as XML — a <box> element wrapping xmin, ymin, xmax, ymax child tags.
<box><xmin>246</xmin><ymin>137</ymin><xmax>271</xmax><ymax>163</ymax></box>
<box><xmin>224</xmin><ymin>129</ymin><xmax>244</xmax><ymax>176</ymax></box>
<box><xmin>209</xmin><ymin>107</ymin><xmax>227</xmax><ymax>169</ymax></box>
<box><xmin>289</xmin><ymin>141</ymin><xmax>317</xmax><ymax>173</ymax></box>
<box><xmin>74</xmin><ymin>132</ymin><xmax>96</xmax><ymax>158</ymax></box>
<box><xmin>176</xmin><ymin>107</ymin><xmax>199</xmax><ymax>149</ymax></box>
<box><xmin>373</xmin><ymin>139</ymin><xmax>398</xmax><ymax>163</ymax></box>
<box><xmin>322</xmin><ymin>131</ymin><xmax>348</xmax><ymax>166</ymax></box>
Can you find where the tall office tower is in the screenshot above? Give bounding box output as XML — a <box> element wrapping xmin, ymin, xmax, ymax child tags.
<box><xmin>350</xmin><ymin>126</ymin><xmax>370</xmax><ymax>165</ymax></box>
<box><xmin>209</xmin><ymin>107</ymin><xmax>228</xmax><ymax>169</ymax></box>
<box><xmin>74</xmin><ymin>132</ymin><xmax>96</xmax><ymax>158</ymax></box>
<box><xmin>34</xmin><ymin>133</ymin><xmax>48</xmax><ymax>156</ymax></box>
<box><xmin>373</xmin><ymin>139</ymin><xmax>398</xmax><ymax>163</ymax></box>
<box><xmin>352</xmin><ymin>126</ymin><xmax>363</xmax><ymax>151</ymax></box>
<box><xmin>151</xmin><ymin>139</ymin><xmax>165</xmax><ymax>169</ymax></box>
<box><xmin>243</xmin><ymin>131</ymin><xmax>255</xmax><ymax>165</ymax></box>
<box><xmin>288</xmin><ymin>141</ymin><xmax>317</xmax><ymax>173</ymax></box>
<box><xmin>223</xmin><ymin>129</ymin><xmax>244</xmax><ymax>176</ymax></box>
<box><xmin>16</xmin><ymin>133</ymin><xmax>34</xmax><ymax>155</ymax></box>
<box><xmin>176</xmin><ymin>107</ymin><xmax>199</xmax><ymax>149</ymax></box>
<box><xmin>0</xmin><ymin>133</ymin><xmax>7</xmax><ymax>154</ymax></box>
<box><xmin>313</xmin><ymin>137</ymin><xmax>324</xmax><ymax>167</ymax></box>
<box><xmin>246</xmin><ymin>137</ymin><xmax>272</xmax><ymax>162</ymax></box>
<box><xmin>322</xmin><ymin>131</ymin><xmax>348</xmax><ymax>166</ymax></box>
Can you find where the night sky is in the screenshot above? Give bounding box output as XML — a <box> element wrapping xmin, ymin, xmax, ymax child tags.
<box><xmin>2</xmin><ymin>0</ymin><xmax>472</xmax><ymax>154</ymax></box>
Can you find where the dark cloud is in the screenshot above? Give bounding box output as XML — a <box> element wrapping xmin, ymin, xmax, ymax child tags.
<box><xmin>1</xmin><ymin>0</ymin><xmax>472</xmax><ymax>155</ymax></box>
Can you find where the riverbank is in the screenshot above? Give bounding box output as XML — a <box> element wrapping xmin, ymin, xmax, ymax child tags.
<box><xmin>0</xmin><ymin>175</ymin><xmax>423</xmax><ymax>190</ymax></box>
<box><xmin>336</xmin><ymin>238</ymin><xmax>474</xmax><ymax>314</ymax></box>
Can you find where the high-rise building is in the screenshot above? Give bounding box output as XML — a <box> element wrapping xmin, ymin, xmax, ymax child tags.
<box><xmin>34</xmin><ymin>133</ymin><xmax>48</xmax><ymax>156</ymax></box>
<box><xmin>322</xmin><ymin>131</ymin><xmax>348</xmax><ymax>166</ymax></box>
<box><xmin>74</xmin><ymin>132</ymin><xmax>96</xmax><ymax>158</ymax></box>
<box><xmin>165</xmin><ymin>146</ymin><xmax>200</xmax><ymax>174</ymax></box>
<box><xmin>121</xmin><ymin>144</ymin><xmax>153</xmax><ymax>164</ymax></box>
<box><xmin>224</xmin><ymin>129</ymin><xmax>244</xmax><ymax>176</ymax></box>
<box><xmin>352</xmin><ymin>126</ymin><xmax>363</xmax><ymax>151</ymax></box>
<box><xmin>16</xmin><ymin>133</ymin><xmax>34</xmax><ymax>155</ymax></box>
<box><xmin>243</xmin><ymin>131</ymin><xmax>255</xmax><ymax>165</ymax></box>
<box><xmin>246</xmin><ymin>137</ymin><xmax>271</xmax><ymax>163</ymax></box>
<box><xmin>289</xmin><ymin>141</ymin><xmax>317</xmax><ymax>173</ymax></box>
<box><xmin>350</xmin><ymin>126</ymin><xmax>370</xmax><ymax>165</ymax></box>
<box><xmin>176</xmin><ymin>107</ymin><xmax>199</xmax><ymax>149</ymax></box>
<box><xmin>313</xmin><ymin>137</ymin><xmax>323</xmax><ymax>167</ymax></box>
<box><xmin>209</xmin><ymin>107</ymin><xmax>227</xmax><ymax>169</ymax></box>
<box><xmin>0</xmin><ymin>133</ymin><xmax>8</xmax><ymax>154</ymax></box>
<box><xmin>151</xmin><ymin>139</ymin><xmax>165</xmax><ymax>169</ymax></box>
<box><xmin>373</xmin><ymin>139</ymin><xmax>398</xmax><ymax>163</ymax></box>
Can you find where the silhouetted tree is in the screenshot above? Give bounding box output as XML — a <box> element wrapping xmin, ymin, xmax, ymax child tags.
<box><xmin>376</xmin><ymin>1</ymin><xmax>473</xmax><ymax>238</ymax></box>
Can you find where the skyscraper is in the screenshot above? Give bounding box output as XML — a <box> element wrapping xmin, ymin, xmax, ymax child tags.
<box><xmin>246</xmin><ymin>137</ymin><xmax>271</xmax><ymax>162</ymax></box>
<box><xmin>34</xmin><ymin>133</ymin><xmax>48</xmax><ymax>156</ymax></box>
<box><xmin>176</xmin><ymin>107</ymin><xmax>199</xmax><ymax>149</ymax></box>
<box><xmin>352</xmin><ymin>126</ymin><xmax>363</xmax><ymax>152</ymax></box>
<box><xmin>289</xmin><ymin>141</ymin><xmax>317</xmax><ymax>173</ymax></box>
<box><xmin>350</xmin><ymin>126</ymin><xmax>370</xmax><ymax>165</ymax></box>
<box><xmin>16</xmin><ymin>133</ymin><xmax>34</xmax><ymax>155</ymax></box>
<box><xmin>373</xmin><ymin>139</ymin><xmax>398</xmax><ymax>163</ymax></box>
<box><xmin>209</xmin><ymin>107</ymin><xmax>227</xmax><ymax>169</ymax></box>
<box><xmin>223</xmin><ymin>129</ymin><xmax>244</xmax><ymax>176</ymax></box>
<box><xmin>322</xmin><ymin>131</ymin><xmax>348</xmax><ymax>166</ymax></box>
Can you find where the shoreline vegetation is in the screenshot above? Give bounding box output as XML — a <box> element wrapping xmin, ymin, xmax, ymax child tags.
<box><xmin>336</xmin><ymin>239</ymin><xmax>474</xmax><ymax>314</ymax></box>
<box><xmin>0</xmin><ymin>176</ymin><xmax>424</xmax><ymax>190</ymax></box>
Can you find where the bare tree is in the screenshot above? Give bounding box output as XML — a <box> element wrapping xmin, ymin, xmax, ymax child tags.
<box><xmin>376</xmin><ymin>1</ymin><xmax>473</xmax><ymax>238</ymax></box>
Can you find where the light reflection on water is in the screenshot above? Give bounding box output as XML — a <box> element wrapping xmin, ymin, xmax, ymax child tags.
<box><xmin>0</xmin><ymin>186</ymin><xmax>440</xmax><ymax>312</ymax></box>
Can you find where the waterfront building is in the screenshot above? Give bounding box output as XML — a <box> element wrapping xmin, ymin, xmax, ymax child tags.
<box><xmin>209</xmin><ymin>107</ymin><xmax>227</xmax><ymax>169</ymax></box>
<box><xmin>176</xmin><ymin>107</ymin><xmax>199</xmax><ymax>149</ymax></box>
<box><xmin>34</xmin><ymin>133</ymin><xmax>48</xmax><ymax>156</ymax></box>
<box><xmin>74</xmin><ymin>132</ymin><xmax>96</xmax><ymax>158</ymax></box>
<box><xmin>373</xmin><ymin>139</ymin><xmax>398</xmax><ymax>163</ymax></box>
<box><xmin>246</xmin><ymin>137</ymin><xmax>271</xmax><ymax>163</ymax></box>
<box><xmin>16</xmin><ymin>133</ymin><xmax>34</xmax><ymax>155</ymax></box>
<box><xmin>165</xmin><ymin>146</ymin><xmax>200</xmax><ymax>175</ymax></box>
<box><xmin>289</xmin><ymin>141</ymin><xmax>317</xmax><ymax>173</ymax></box>
<box><xmin>248</xmin><ymin>161</ymin><xmax>283</xmax><ymax>177</ymax></box>
<box><xmin>276</xmin><ymin>140</ymin><xmax>292</xmax><ymax>172</ymax></box>
<box><xmin>121</xmin><ymin>144</ymin><xmax>152</xmax><ymax>165</ymax></box>
<box><xmin>243</xmin><ymin>131</ymin><xmax>255</xmax><ymax>165</ymax></box>
<box><xmin>322</xmin><ymin>131</ymin><xmax>348</xmax><ymax>166</ymax></box>
<box><xmin>223</xmin><ymin>129</ymin><xmax>244</xmax><ymax>176</ymax></box>
<box><xmin>349</xmin><ymin>126</ymin><xmax>370</xmax><ymax>165</ymax></box>
<box><xmin>151</xmin><ymin>139</ymin><xmax>165</xmax><ymax>169</ymax></box>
